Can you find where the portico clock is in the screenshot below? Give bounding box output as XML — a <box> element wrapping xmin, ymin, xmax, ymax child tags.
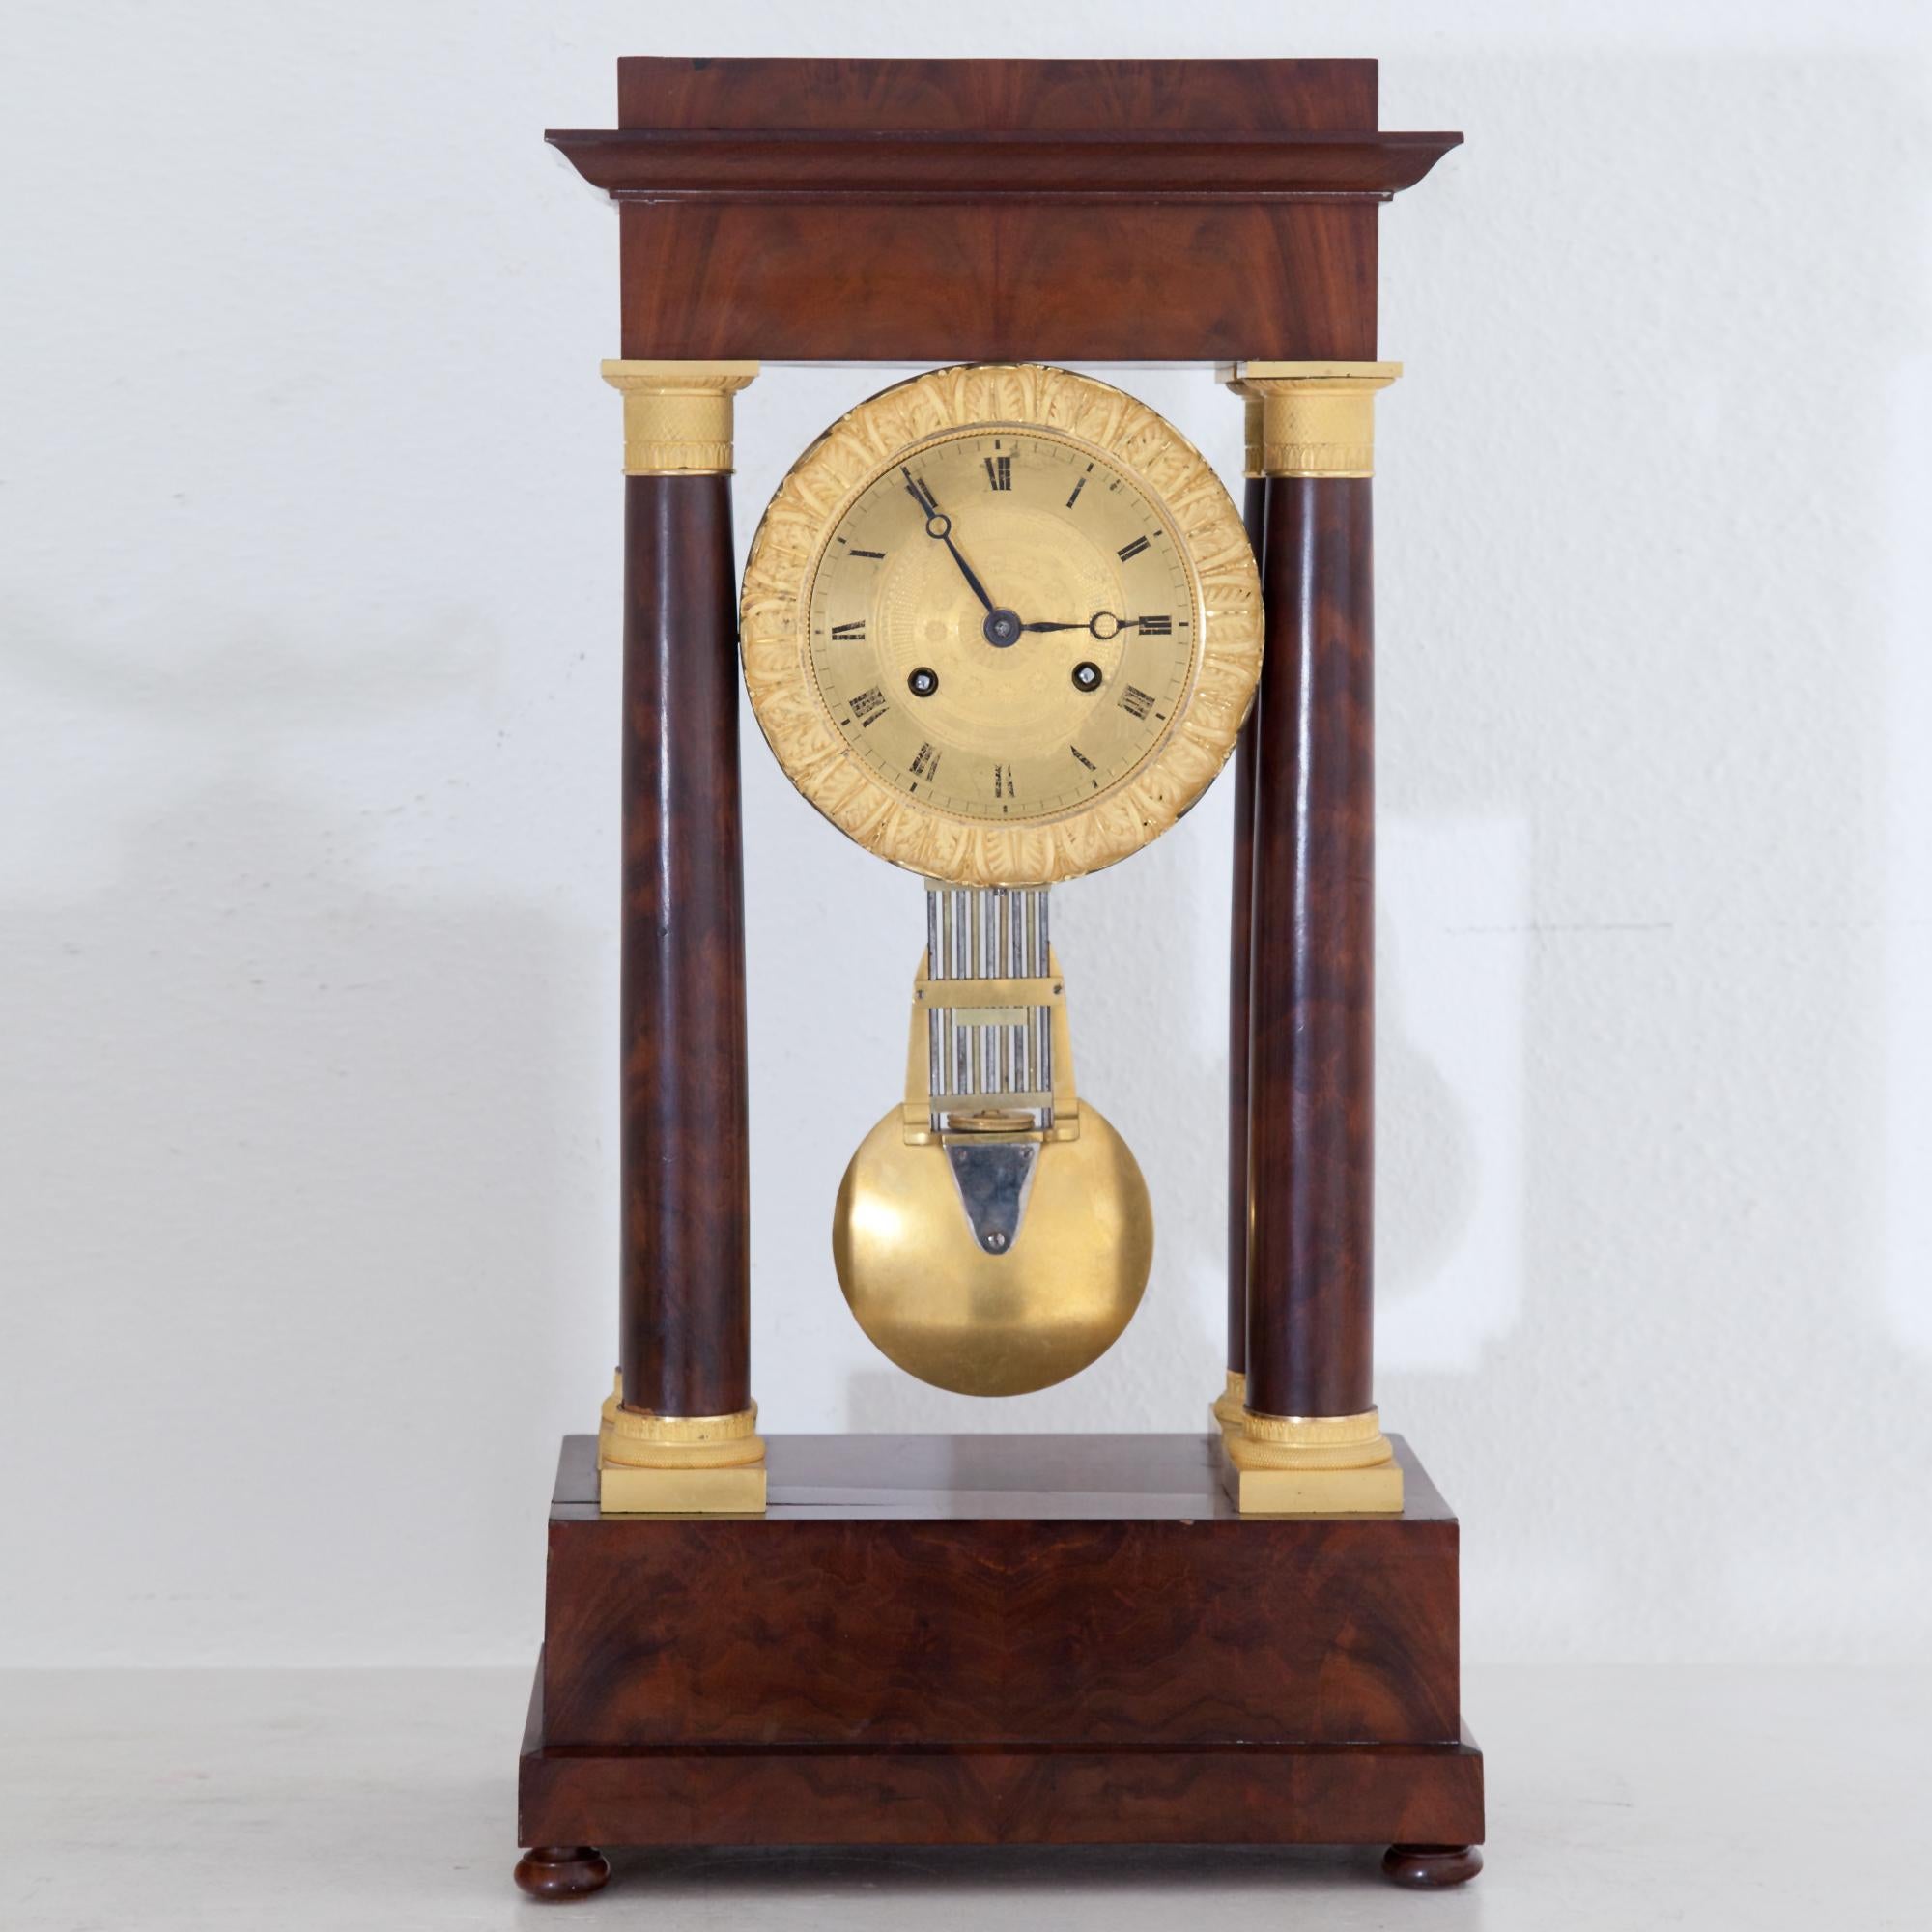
<box><xmin>524</xmin><ymin>54</ymin><xmax>1479</xmax><ymax>1904</ymax></box>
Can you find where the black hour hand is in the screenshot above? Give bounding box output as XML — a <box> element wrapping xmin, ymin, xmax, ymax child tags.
<box><xmin>1021</xmin><ymin>611</ymin><xmax>1143</xmax><ymax>640</ymax></box>
<box><xmin>904</xmin><ymin>468</ymin><xmax>997</xmax><ymax>614</ymax></box>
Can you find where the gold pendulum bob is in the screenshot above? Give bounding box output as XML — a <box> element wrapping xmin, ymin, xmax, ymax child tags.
<box><xmin>833</xmin><ymin>947</ymin><xmax>1153</xmax><ymax>1398</ymax></box>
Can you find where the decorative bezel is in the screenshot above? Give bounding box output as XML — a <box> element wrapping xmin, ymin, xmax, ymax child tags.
<box><xmin>740</xmin><ymin>363</ymin><xmax>1262</xmax><ymax>886</ymax></box>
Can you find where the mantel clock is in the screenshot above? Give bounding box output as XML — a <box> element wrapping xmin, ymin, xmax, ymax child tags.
<box><xmin>515</xmin><ymin>56</ymin><xmax>1478</xmax><ymax>1902</ymax></box>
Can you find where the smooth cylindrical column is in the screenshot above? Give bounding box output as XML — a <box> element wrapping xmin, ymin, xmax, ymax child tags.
<box><xmin>618</xmin><ymin>470</ymin><xmax>749</xmax><ymax>1417</ymax></box>
<box><xmin>1246</xmin><ymin>472</ymin><xmax>1375</xmax><ymax>1417</ymax></box>
<box><xmin>596</xmin><ymin>359</ymin><xmax>765</xmax><ymax>1515</ymax></box>
<box><xmin>1226</xmin><ymin>362</ymin><xmax>1402</xmax><ymax>1514</ymax></box>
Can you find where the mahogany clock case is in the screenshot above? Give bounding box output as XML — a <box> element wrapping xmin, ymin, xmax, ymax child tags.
<box><xmin>526</xmin><ymin>55</ymin><xmax>1475</xmax><ymax>1897</ymax></box>
<box><xmin>520</xmin><ymin>1435</ymin><xmax>1481</xmax><ymax>1857</ymax></box>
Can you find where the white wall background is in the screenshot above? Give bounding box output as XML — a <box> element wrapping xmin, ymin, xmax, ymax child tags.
<box><xmin>4</xmin><ymin>0</ymin><xmax>1929</xmax><ymax>1670</ymax></box>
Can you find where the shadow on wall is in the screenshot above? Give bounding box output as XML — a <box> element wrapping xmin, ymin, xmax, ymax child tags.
<box><xmin>0</xmin><ymin>610</ymin><xmax>592</xmax><ymax>1662</ymax></box>
<box><xmin>1373</xmin><ymin>50</ymin><xmax>1932</xmax><ymax>1660</ymax></box>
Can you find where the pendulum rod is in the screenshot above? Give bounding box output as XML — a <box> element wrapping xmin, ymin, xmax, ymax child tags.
<box><xmin>923</xmin><ymin>884</ymin><xmax>1052</xmax><ymax>1133</ymax></box>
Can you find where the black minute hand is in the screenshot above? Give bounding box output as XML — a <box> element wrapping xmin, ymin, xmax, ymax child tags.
<box><xmin>902</xmin><ymin>467</ymin><xmax>996</xmax><ymax>614</ymax></box>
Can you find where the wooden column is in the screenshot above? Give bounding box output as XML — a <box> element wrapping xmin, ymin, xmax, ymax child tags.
<box><xmin>1213</xmin><ymin>389</ymin><xmax>1267</xmax><ymax>1441</ymax></box>
<box><xmin>1225</xmin><ymin>363</ymin><xmax>1404</xmax><ymax>1515</ymax></box>
<box><xmin>594</xmin><ymin>360</ymin><xmax>767</xmax><ymax>1515</ymax></box>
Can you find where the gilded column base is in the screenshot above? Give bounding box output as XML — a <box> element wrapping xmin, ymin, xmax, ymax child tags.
<box><xmin>1209</xmin><ymin>1369</ymin><xmax>1247</xmax><ymax>1448</ymax></box>
<box><xmin>1222</xmin><ymin>1406</ymin><xmax>1404</xmax><ymax>1515</ymax></box>
<box><xmin>596</xmin><ymin>1374</ymin><xmax>767</xmax><ymax>1515</ymax></box>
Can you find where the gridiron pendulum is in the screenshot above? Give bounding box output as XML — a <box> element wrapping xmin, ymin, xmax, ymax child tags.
<box><xmin>831</xmin><ymin>883</ymin><xmax>1152</xmax><ymax>1398</ymax></box>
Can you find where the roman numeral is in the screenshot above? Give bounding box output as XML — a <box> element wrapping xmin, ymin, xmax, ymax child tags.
<box><xmin>1117</xmin><ymin>535</ymin><xmax>1151</xmax><ymax>562</ymax></box>
<box><xmin>831</xmin><ymin>620</ymin><xmax>867</xmax><ymax>639</ymax></box>
<box><xmin>849</xmin><ymin>549</ymin><xmax>886</xmax><ymax>559</ymax></box>
<box><xmin>1138</xmin><ymin>614</ymin><xmax>1172</xmax><ymax>636</ymax></box>
<box><xmin>983</xmin><ymin>455</ymin><xmax>1012</xmax><ymax>491</ymax></box>
<box><xmin>1065</xmin><ymin>466</ymin><xmax>1092</xmax><ymax>510</ymax></box>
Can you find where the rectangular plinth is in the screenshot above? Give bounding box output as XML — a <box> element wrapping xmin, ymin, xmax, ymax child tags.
<box><xmin>1225</xmin><ymin>1456</ymin><xmax>1406</xmax><ymax>1514</ymax></box>
<box><xmin>597</xmin><ymin>1461</ymin><xmax>767</xmax><ymax>1514</ymax></box>
<box><xmin>522</xmin><ymin>1432</ymin><xmax>1479</xmax><ymax>1852</ymax></box>
<box><xmin>540</xmin><ymin>1433</ymin><xmax>1460</xmax><ymax>1750</ymax></box>
<box><xmin>521</xmin><ymin>1681</ymin><xmax>1483</xmax><ymax>1849</ymax></box>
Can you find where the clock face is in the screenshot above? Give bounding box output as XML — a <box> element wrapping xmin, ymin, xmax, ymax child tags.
<box><xmin>805</xmin><ymin>428</ymin><xmax>1198</xmax><ymax>825</ymax></box>
<box><xmin>742</xmin><ymin>364</ymin><xmax>1262</xmax><ymax>887</ymax></box>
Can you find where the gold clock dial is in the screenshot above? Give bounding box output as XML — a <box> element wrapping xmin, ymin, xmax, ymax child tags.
<box><xmin>806</xmin><ymin>429</ymin><xmax>1196</xmax><ymax>824</ymax></box>
<box><xmin>742</xmin><ymin>364</ymin><xmax>1262</xmax><ymax>886</ymax></box>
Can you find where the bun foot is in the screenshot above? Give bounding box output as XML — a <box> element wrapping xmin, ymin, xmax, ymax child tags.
<box><xmin>1382</xmin><ymin>1843</ymin><xmax>1483</xmax><ymax>1889</ymax></box>
<box><xmin>514</xmin><ymin>1845</ymin><xmax>611</xmax><ymax>1900</ymax></box>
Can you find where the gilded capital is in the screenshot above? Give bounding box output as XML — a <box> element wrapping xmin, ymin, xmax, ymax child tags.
<box><xmin>600</xmin><ymin>358</ymin><xmax>758</xmax><ymax>475</ymax></box>
<box><xmin>1228</xmin><ymin>360</ymin><xmax>1401</xmax><ymax>478</ymax></box>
